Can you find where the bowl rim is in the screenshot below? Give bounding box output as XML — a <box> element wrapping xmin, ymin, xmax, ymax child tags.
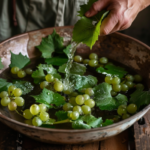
<box><xmin>0</xmin><ymin>26</ymin><xmax>150</xmax><ymax>133</ymax></box>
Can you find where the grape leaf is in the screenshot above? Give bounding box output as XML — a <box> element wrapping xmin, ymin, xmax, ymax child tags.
<box><xmin>13</xmin><ymin>81</ymin><xmax>34</xmax><ymax>95</ymax></box>
<box><xmin>96</xmin><ymin>64</ymin><xmax>127</xmax><ymax>78</ymax></box>
<box><xmin>32</xmin><ymin>88</ymin><xmax>66</xmax><ymax>108</ymax></box>
<box><xmin>55</xmin><ymin>111</ymin><xmax>68</xmax><ymax>121</ymax></box>
<box><xmin>45</xmin><ymin>57</ymin><xmax>68</xmax><ymax>66</ymax></box>
<box><xmin>72</xmin><ymin>120</ymin><xmax>91</xmax><ymax>129</ymax></box>
<box><xmin>63</xmin><ymin>44</ymin><xmax>72</xmax><ymax>58</ymax></box>
<box><xmin>0</xmin><ymin>58</ymin><xmax>4</xmax><ymax>69</ymax></box>
<box><xmin>58</xmin><ymin>62</ymin><xmax>86</xmax><ymax>75</ymax></box>
<box><xmin>0</xmin><ymin>78</ymin><xmax>12</xmax><ymax>92</ymax></box>
<box><xmin>9</xmin><ymin>52</ymin><xmax>30</xmax><ymax>69</ymax></box>
<box><xmin>102</xmin><ymin>119</ymin><xmax>114</xmax><ymax>127</ymax></box>
<box><xmin>115</xmin><ymin>94</ymin><xmax>128</xmax><ymax>107</ymax></box>
<box><xmin>129</xmin><ymin>89</ymin><xmax>150</xmax><ymax>110</ymax></box>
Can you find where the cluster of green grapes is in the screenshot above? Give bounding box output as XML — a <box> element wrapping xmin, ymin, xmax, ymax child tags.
<box><xmin>11</xmin><ymin>67</ymin><xmax>33</xmax><ymax>78</ymax></box>
<box><xmin>62</xmin><ymin>88</ymin><xmax>95</xmax><ymax>120</ymax></box>
<box><xmin>0</xmin><ymin>85</ymin><xmax>24</xmax><ymax>111</ymax></box>
<box><xmin>40</xmin><ymin>74</ymin><xmax>63</xmax><ymax>92</ymax></box>
<box><xmin>23</xmin><ymin>103</ymin><xmax>49</xmax><ymax>126</ymax></box>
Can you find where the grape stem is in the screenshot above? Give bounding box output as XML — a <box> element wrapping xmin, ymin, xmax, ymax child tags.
<box><xmin>53</xmin><ymin>119</ymin><xmax>72</xmax><ymax>125</ymax></box>
<box><xmin>15</xmin><ymin>110</ymin><xmax>23</xmax><ymax>117</ymax></box>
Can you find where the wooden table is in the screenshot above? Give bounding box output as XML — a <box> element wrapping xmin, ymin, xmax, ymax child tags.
<box><xmin>1</xmin><ymin>110</ymin><xmax>150</xmax><ymax>150</ymax></box>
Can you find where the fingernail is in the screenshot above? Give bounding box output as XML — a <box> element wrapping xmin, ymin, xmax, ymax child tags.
<box><xmin>85</xmin><ymin>11</ymin><xmax>90</xmax><ymax>17</ymax></box>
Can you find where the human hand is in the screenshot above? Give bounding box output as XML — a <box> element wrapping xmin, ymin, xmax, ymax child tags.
<box><xmin>85</xmin><ymin>0</ymin><xmax>150</xmax><ymax>35</ymax></box>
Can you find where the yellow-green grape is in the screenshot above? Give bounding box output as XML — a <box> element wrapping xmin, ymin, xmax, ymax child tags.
<box><xmin>39</xmin><ymin>111</ymin><xmax>49</xmax><ymax>121</ymax></box>
<box><xmin>30</xmin><ymin>104</ymin><xmax>40</xmax><ymax>115</ymax></box>
<box><xmin>8</xmin><ymin>101</ymin><xmax>17</xmax><ymax>111</ymax></box>
<box><xmin>84</xmin><ymin>99</ymin><xmax>95</xmax><ymax>108</ymax></box>
<box><xmin>40</xmin><ymin>81</ymin><xmax>49</xmax><ymax>89</ymax></box>
<box><xmin>99</xmin><ymin>57</ymin><xmax>108</xmax><ymax>64</ymax></box>
<box><xmin>83</xmin><ymin>94</ymin><xmax>90</xmax><ymax>101</ymax></box>
<box><xmin>70</xmin><ymin>111</ymin><xmax>79</xmax><ymax>120</ymax></box>
<box><xmin>0</xmin><ymin>91</ymin><xmax>8</xmax><ymax>98</ymax></box>
<box><xmin>81</xmin><ymin>105</ymin><xmax>91</xmax><ymax>115</ymax></box>
<box><xmin>121</xmin><ymin>84</ymin><xmax>128</xmax><ymax>92</ymax></box>
<box><xmin>73</xmin><ymin>106</ymin><xmax>82</xmax><ymax>114</ymax></box>
<box><xmin>117</xmin><ymin>105</ymin><xmax>127</xmax><ymax>116</ymax></box>
<box><xmin>83</xmin><ymin>59</ymin><xmax>89</xmax><ymax>65</ymax></box>
<box><xmin>24</xmin><ymin>119</ymin><xmax>32</xmax><ymax>125</ymax></box>
<box><xmin>32</xmin><ymin>117</ymin><xmax>42</xmax><ymax>127</ymax></box>
<box><xmin>136</xmin><ymin>83</ymin><xmax>144</xmax><ymax>89</ymax></box>
<box><xmin>63</xmin><ymin>88</ymin><xmax>73</xmax><ymax>95</ymax></box>
<box><xmin>70</xmin><ymin>92</ymin><xmax>78</xmax><ymax>97</ymax></box>
<box><xmin>11</xmin><ymin>67</ymin><xmax>19</xmax><ymax>74</ymax></box>
<box><xmin>112</xmin><ymin>84</ymin><xmax>121</xmax><ymax>92</ymax></box>
<box><xmin>85</xmin><ymin>88</ymin><xmax>94</xmax><ymax>96</ymax></box>
<box><xmin>67</xmin><ymin>111</ymin><xmax>72</xmax><ymax>118</ymax></box>
<box><xmin>89</xmin><ymin>53</ymin><xmax>98</xmax><ymax>60</ymax></box>
<box><xmin>53</xmin><ymin>78</ymin><xmax>59</xmax><ymax>83</ymax></box>
<box><xmin>75</xmin><ymin>95</ymin><xmax>84</xmax><ymax>105</ymax></box>
<box><xmin>105</xmin><ymin>76</ymin><xmax>113</xmax><ymax>84</ymax></box>
<box><xmin>125</xmin><ymin>81</ymin><xmax>134</xmax><ymax>88</ymax></box>
<box><xmin>45</xmin><ymin>74</ymin><xmax>54</xmax><ymax>83</ymax></box>
<box><xmin>23</xmin><ymin>109</ymin><xmax>33</xmax><ymax>119</ymax></box>
<box><xmin>134</xmin><ymin>75</ymin><xmax>142</xmax><ymax>82</ymax></box>
<box><xmin>74</xmin><ymin>55</ymin><xmax>83</xmax><ymax>63</ymax></box>
<box><xmin>111</xmin><ymin>77</ymin><xmax>121</xmax><ymax>85</ymax></box>
<box><xmin>54</xmin><ymin>81</ymin><xmax>63</xmax><ymax>92</ymax></box>
<box><xmin>17</xmin><ymin>70</ymin><xmax>26</xmax><ymax>78</ymax></box>
<box><xmin>1</xmin><ymin>97</ymin><xmax>11</xmax><ymax>106</ymax></box>
<box><xmin>8</xmin><ymin>85</ymin><xmax>16</xmax><ymax>95</ymax></box>
<box><xmin>25</xmin><ymin>68</ymin><xmax>33</xmax><ymax>75</ymax></box>
<box><xmin>15</xmin><ymin>97</ymin><xmax>25</xmax><ymax>106</ymax></box>
<box><xmin>125</xmin><ymin>74</ymin><xmax>134</xmax><ymax>82</ymax></box>
<box><xmin>39</xmin><ymin>104</ymin><xmax>47</xmax><ymax>112</ymax></box>
<box><xmin>127</xmin><ymin>104</ymin><xmax>137</xmax><ymax>114</ymax></box>
<box><xmin>88</xmin><ymin>60</ymin><xmax>98</xmax><ymax>67</ymax></box>
<box><xmin>122</xmin><ymin>113</ymin><xmax>130</xmax><ymax>120</ymax></box>
<box><xmin>13</xmin><ymin>88</ymin><xmax>22</xmax><ymax>97</ymax></box>
<box><xmin>63</xmin><ymin>103</ymin><xmax>73</xmax><ymax>111</ymax></box>
<box><xmin>69</xmin><ymin>97</ymin><xmax>77</xmax><ymax>106</ymax></box>
<box><xmin>111</xmin><ymin>90</ymin><xmax>117</xmax><ymax>96</ymax></box>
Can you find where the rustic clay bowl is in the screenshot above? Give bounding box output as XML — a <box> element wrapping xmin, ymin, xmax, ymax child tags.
<box><xmin>0</xmin><ymin>26</ymin><xmax>150</xmax><ymax>144</ymax></box>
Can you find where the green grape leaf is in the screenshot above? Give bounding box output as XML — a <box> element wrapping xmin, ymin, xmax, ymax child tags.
<box><xmin>55</xmin><ymin>111</ymin><xmax>68</xmax><ymax>121</ymax></box>
<box><xmin>45</xmin><ymin>57</ymin><xmax>68</xmax><ymax>66</ymax></box>
<box><xmin>13</xmin><ymin>81</ymin><xmax>34</xmax><ymax>95</ymax></box>
<box><xmin>115</xmin><ymin>94</ymin><xmax>128</xmax><ymax>107</ymax></box>
<box><xmin>0</xmin><ymin>78</ymin><xmax>12</xmax><ymax>92</ymax></box>
<box><xmin>58</xmin><ymin>62</ymin><xmax>86</xmax><ymax>75</ymax></box>
<box><xmin>9</xmin><ymin>52</ymin><xmax>30</xmax><ymax>69</ymax></box>
<box><xmin>96</xmin><ymin>64</ymin><xmax>127</xmax><ymax>78</ymax></box>
<box><xmin>70</xmin><ymin>74</ymin><xmax>98</xmax><ymax>90</ymax></box>
<box><xmin>0</xmin><ymin>58</ymin><xmax>4</xmax><ymax>69</ymax></box>
<box><xmin>63</xmin><ymin>44</ymin><xmax>72</xmax><ymax>58</ymax></box>
<box><xmin>102</xmin><ymin>119</ymin><xmax>114</xmax><ymax>127</ymax></box>
<box><xmin>72</xmin><ymin>120</ymin><xmax>91</xmax><ymax>129</ymax></box>
<box><xmin>129</xmin><ymin>89</ymin><xmax>150</xmax><ymax>110</ymax></box>
<box><xmin>32</xmin><ymin>88</ymin><xmax>66</xmax><ymax>108</ymax></box>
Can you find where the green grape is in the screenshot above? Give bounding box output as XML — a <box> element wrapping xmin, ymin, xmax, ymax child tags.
<box><xmin>125</xmin><ymin>81</ymin><xmax>134</xmax><ymax>88</ymax></box>
<box><xmin>63</xmin><ymin>103</ymin><xmax>73</xmax><ymax>111</ymax></box>
<box><xmin>67</xmin><ymin>111</ymin><xmax>72</xmax><ymax>118</ymax></box>
<box><xmin>13</xmin><ymin>88</ymin><xmax>22</xmax><ymax>97</ymax></box>
<box><xmin>54</xmin><ymin>81</ymin><xmax>63</xmax><ymax>92</ymax></box>
<box><xmin>111</xmin><ymin>77</ymin><xmax>121</xmax><ymax>85</ymax></box>
<box><xmin>70</xmin><ymin>111</ymin><xmax>79</xmax><ymax>120</ymax></box>
<box><xmin>24</xmin><ymin>119</ymin><xmax>32</xmax><ymax>125</ymax></box>
<box><xmin>121</xmin><ymin>84</ymin><xmax>128</xmax><ymax>92</ymax></box>
<box><xmin>113</xmin><ymin>84</ymin><xmax>121</xmax><ymax>92</ymax></box>
<box><xmin>125</xmin><ymin>74</ymin><xmax>134</xmax><ymax>82</ymax></box>
<box><xmin>8</xmin><ymin>85</ymin><xmax>16</xmax><ymax>95</ymax></box>
<box><xmin>89</xmin><ymin>53</ymin><xmax>98</xmax><ymax>60</ymax></box>
<box><xmin>30</xmin><ymin>104</ymin><xmax>40</xmax><ymax>115</ymax></box>
<box><xmin>105</xmin><ymin>76</ymin><xmax>113</xmax><ymax>84</ymax></box>
<box><xmin>25</xmin><ymin>68</ymin><xmax>33</xmax><ymax>75</ymax></box>
<box><xmin>63</xmin><ymin>88</ymin><xmax>73</xmax><ymax>95</ymax></box>
<box><xmin>122</xmin><ymin>113</ymin><xmax>130</xmax><ymax>120</ymax></box>
<box><xmin>40</xmin><ymin>81</ymin><xmax>49</xmax><ymax>89</ymax></box>
<box><xmin>0</xmin><ymin>91</ymin><xmax>8</xmax><ymax>98</ymax></box>
<box><xmin>8</xmin><ymin>101</ymin><xmax>17</xmax><ymax>111</ymax></box>
<box><xmin>23</xmin><ymin>109</ymin><xmax>33</xmax><ymax>119</ymax></box>
<box><xmin>75</xmin><ymin>95</ymin><xmax>84</xmax><ymax>105</ymax></box>
<box><xmin>39</xmin><ymin>104</ymin><xmax>47</xmax><ymax>112</ymax></box>
<box><xmin>81</xmin><ymin>105</ymin><xmax>91</xmax><ymax>115</ymax></box>
<box><xmin>15</xmin><ymin>97</ymin><xmax>25</xmax><ymax>106</ymax></box>
<box><xmin>127</xmin><ymin>104</ymin><xmax>137</xmax><ymax>114</ymax></box>
<box><xmin>85</xmin><ymin>88</ymin><xmax>94</xmax><ymax>96</ymax></box>
<box><xmin>117</xmin><ymin>105</ymin><xmax>127</xmax><ymax>116</ymax></box>
<box><xmin>53</xmin><ymin>78</ymin><xmax>59</xmax><ymax>83</ymax></box>
<box><xmin>74</xmin><ymin>55</ymin><xmax>83</xmax><ymax>63</ymax></box>
<box><xmin>99</xmin><ymin>57</ymin><xmax>108</xmax><ymax>64</ymax></box>
<box><xmin>84</xmin><ymin>99</ymin><xmax>95</xmax><ymax>108</ymax></box>
<box><xmin>1</xmin><ymin>97</ymin><xmax>11</xmax><ymax>106</ymax></box>
<box><xmin>83</xmin><ymin>59</ymin><xmax>89</xmax><ymax>65</ymax></box>
<box><xmin>11</xmin><ymin>67</ymin><xmax>19</xmax><ymax>74</ymax></box>
<box><xmin>88</xmin><ymin>60</ymin><xmax>98</xmax><ymax>67</ymax></box>
<box><xmin>111</xmin><ymin>90</ymin><xmax>117</xmax><ymax>96</ymax></box>
<box><xmin>40</xmin><ymin>111</ymin><xmax>49</xmax><ymax>121</ymax></box>
<box><xmin>134</xmin><ymin>75</ymin><xmax>142</xmax><ymax>82</ymax></box>
<box><xmin>17</xmin><ymin>70</ymin><xmax>26</xmax><ymax>78</ymax></box>
<box><xmin>136</xmin><ymin>83</ymin><xmax>144</xmax><ymax>89</ymax></box>
<box><xmin>69</xmin><ymin>97</ymin><xmax>77</xmax><ymax>106</ymax></box>
<box><xmin>83</xmin><ymin>94</ymin><xmax>90</xmax><ymax>101</ymax></box>
<box><xmin>45</xmin><ymin>74</ymin><xmax>54</xmax><ymax>83</ymax></box>
<box><xmin>32</xmin><ymin>117</ymin><xmax>42</xmax><ymax>127</ymax></box>
<box><xmin>70</xmin><ymin>92</ymin><xmax>78</xmax><ymax>97</ymax></box>
<box><xmin>73</xmin><ymin>106</ymin><xmax>82</xmax><ymax>114</ymax></box>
